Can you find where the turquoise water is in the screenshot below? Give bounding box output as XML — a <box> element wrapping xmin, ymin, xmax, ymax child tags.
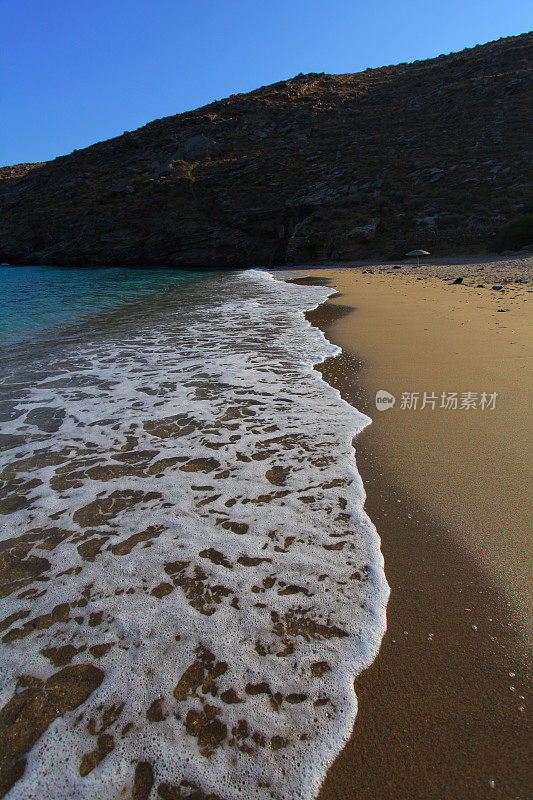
<box><xmin>0</xmin><ymin>265</ymin><xmax>211</xmax><ymax>348</ymax></box>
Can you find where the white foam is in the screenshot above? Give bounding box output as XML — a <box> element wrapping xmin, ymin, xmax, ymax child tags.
<box><xmin>0</xmin><ymin>269</ymin><xmax>389</xmax><ymax>800</ymax></box>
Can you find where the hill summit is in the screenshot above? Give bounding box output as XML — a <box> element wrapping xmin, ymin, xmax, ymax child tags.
<box><xmin>0</xmin><ymin>32</ymin><xmax>531</xmax><ymax>267</ymax></box>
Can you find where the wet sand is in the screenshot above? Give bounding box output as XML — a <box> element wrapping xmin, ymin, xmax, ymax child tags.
<box><xmin>289</xmin><ymin>258</ymin><xmax>532</xmax><ymax>799</ymax></box>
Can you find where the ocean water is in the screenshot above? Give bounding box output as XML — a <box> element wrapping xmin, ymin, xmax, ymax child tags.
<box><xmin>0</xmin><ymin>265</ymin><xmax>210</xmax><ymax>350</ymax></box>
<box><xmin>0</xmin><ymin>267</ymin><xmax>388</xmax><ymax>800</ymax></box>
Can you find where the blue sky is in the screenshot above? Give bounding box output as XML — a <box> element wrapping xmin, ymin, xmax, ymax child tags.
<box><xmin>1</xmin><ymin>0</ymin><xmax>530</xmax><ymax>165</ymax></box>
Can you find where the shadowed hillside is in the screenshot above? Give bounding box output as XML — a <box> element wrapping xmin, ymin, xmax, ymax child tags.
<box><xmin>0</xmin><ymin>32</ymin><xmax>531</xmax><ymax>267</ymax></box>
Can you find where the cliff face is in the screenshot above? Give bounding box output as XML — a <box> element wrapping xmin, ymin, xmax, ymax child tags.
<box><xmin>1</xmin><ymin>33</ymin><xmax>531</xmax><ymax>267</ymax></box>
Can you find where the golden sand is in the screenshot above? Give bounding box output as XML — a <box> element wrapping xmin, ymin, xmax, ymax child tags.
<box><xmin>307</xmin><ymin>263</ymin><xmax>532</xmax><ymax>634</ymax></box>
<box><xmin>293</xmin><ymin>259</ymin><xmax>532</xmax><ymax>799</ymax></box>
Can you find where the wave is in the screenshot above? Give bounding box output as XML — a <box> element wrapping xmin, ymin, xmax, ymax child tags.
<box><xmin>0</xmin><ymin>268</ymin><xmax>388</xmax><ymax>800</ymax></box>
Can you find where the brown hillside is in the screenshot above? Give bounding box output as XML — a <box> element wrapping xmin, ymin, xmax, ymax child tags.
<box><xmin>0</xmin><ymin>32</ymin><xmax>531</xmax><ymax>266</ymax></box>
<box><xmin>0</xmin><ymin>163</ymin><xmax>45</xmax><ymax>181</ymax></box>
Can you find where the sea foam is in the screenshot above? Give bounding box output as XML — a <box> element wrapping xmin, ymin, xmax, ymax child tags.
<box><xmin>0</xmin><ymin>269</ymin><xmax>388</xmax><ymax>799</ymax></box>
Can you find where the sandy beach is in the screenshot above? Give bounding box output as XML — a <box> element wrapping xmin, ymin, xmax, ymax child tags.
<box><xmin>0</xmin><ymin>260</ymin><xmax>530</xmax><ymax>799</ymax></box>
<box><xmin>290</xmin><ymin>255</ymin><xmax>532</xmax><ymax>799</ymax></box>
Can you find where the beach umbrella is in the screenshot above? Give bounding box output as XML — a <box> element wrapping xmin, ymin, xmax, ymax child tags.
<box><xmin>406</xmin><ymin>249</ymin><xmax>430</xmax><ymax>267</ymax></box>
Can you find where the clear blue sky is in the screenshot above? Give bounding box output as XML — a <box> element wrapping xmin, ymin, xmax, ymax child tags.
<box><xmin>1</xmin><ymin>0</ymin><xmax>530</xmax><ymax>165</ymax></box>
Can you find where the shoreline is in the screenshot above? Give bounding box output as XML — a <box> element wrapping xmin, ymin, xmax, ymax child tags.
<box><xmin>0</xmin><ymin>262</ymin><xmax>529</xmax><ymax>798</ymax></box>
<box><xmin>287</xmin><ymin>263</ymin><xmax>531</xmax><ymax>799</ymax></box>
<box><xmin>0</xmin><ymin>270</ymin><xmax>392</xmax><ymax>799</ymax></box>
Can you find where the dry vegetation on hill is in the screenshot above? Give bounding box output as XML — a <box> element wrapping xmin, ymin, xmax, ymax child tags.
<box><xmin>0</xmin><ymin>33</ymin><xmax>531</xmax><ymax>266</ymax></box>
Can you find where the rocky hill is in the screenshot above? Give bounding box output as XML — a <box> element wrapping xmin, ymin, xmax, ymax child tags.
<box><xmin>1</xmin><ymin>33</ymin><xmax>531</xmax><ymax>267</ymax></box>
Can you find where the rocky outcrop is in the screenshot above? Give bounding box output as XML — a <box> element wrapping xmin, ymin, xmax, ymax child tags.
<box><xmin>0</xmin><ymin>33</ymin><xmax>531</xmax><ymax>267</ymax></box>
